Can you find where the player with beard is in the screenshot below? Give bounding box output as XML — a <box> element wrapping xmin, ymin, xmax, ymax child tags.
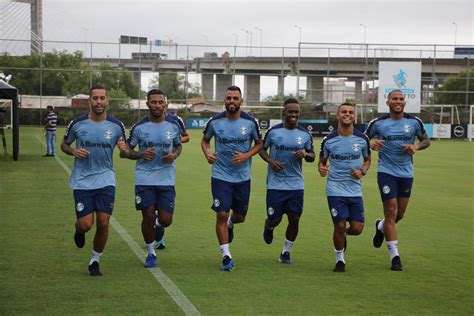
<box><xmin>365</xmin><ymin>90</ymin><xmax>430</xmax><ymax>271</ymax></box>
<box><xmin>201</xmin><ymin>85</ymin><xmax>263</xmax><ymax>271</ymax></box>
<box><xmin>61</xmin><ymin>84</ymin><xmax>127</xmax><ymax>276</ymax></box>
<box><xmin>152</xmin><ymin>95</ymin><xmax>190</xmax><ymax>250</ymax></box>
<box><xmin>319</xmin><ymin>103</ymin><xmax>371</xmax><ymax>272</ymax></box>
<box><xmin>118</xmin><ymin>89</ymin><xmax>182</xmax><ymax>269</ymax></box>
<box><xmin>259</xmin><ymin>98</ymin><xmax>315</xmax><ymax>264</ymax></box>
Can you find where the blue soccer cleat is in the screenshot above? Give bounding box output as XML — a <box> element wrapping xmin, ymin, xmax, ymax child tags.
<box><xmin>221</xmin><ymin>255</ymin><xmax>234</xmax><ymax>271</ymax></box>
<box><xmin>144</xmin><ymin>254</ymin><xmax>157</xmax><ymax>268</ymax></box>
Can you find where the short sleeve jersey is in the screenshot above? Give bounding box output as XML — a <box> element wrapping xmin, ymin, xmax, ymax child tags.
<box><xmin>203</xmin><ymin>111</ymin><xmax>261</xmax><ymax>183</ymax></box>
<box><xmin>64</xmin><ymin>114</ymin><xmax>126</xmax><ymax>190</ymax></box>
<box><xmin>365</xmin><ymin>113</ymin><xmax>425</xmax><ymax>178</ymax></box>
<box><xmin>128</xmin><ymin>116</ymin><xmax>182</xmax><ymax>186</ymax></box>
<box><xmin>320</xmin><ymin>129</ymin><xmax>370</xmax><ymax>197</ymax></box>
<box><xmin>263</xmin><ymin>123</ymin><xmax>314</xmax><ymax>190</ymax></box>
<box><xmin>166</xmin><ymin>114</ymin><xmax>187</xmax><ymax>135</ymax></box>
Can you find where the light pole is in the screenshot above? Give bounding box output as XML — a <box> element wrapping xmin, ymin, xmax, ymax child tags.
<box><xmin>294</xmin><ymin>25</ymin><xmax>302</xmax><ymax>44</ymax></box>
<box><xmin>452</xmin><ymin>22</ymin><xmax>457</xmax><ymax>47</ymax></box>
<box><xmin>360</xmin><ymin>24</ymin><xmax>367</xmax><ymax>44</ymax></box>
<box><xmin>254</xmin><ymin>27</ymin><xmax>262</xmax><ymax>56</ymax></box>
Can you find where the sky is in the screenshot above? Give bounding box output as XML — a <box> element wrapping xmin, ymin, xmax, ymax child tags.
<box><xmin>1</xmin><ymin>0</ymin><xmax>473</xmax><ymax>97</ymax></box>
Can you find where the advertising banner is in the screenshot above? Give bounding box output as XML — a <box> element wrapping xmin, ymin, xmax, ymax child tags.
<box><xmin>378</xmin><ymin>62</ymin><xmax>421</xmax><ymax>113</ymax></box>
<box><xmin>451</xmin><ymin>125</ymin><xmax>468</xmax><ymax>139</ymax></box>
<box><xmin>432</xmin><ymin>124</ymin><xmax>451</xmax><ymax>138</ymax></box>
<box><xmin>186</xmin><ymin>118</ymin><xmax>210</xmax><ymax>129</ymax></box>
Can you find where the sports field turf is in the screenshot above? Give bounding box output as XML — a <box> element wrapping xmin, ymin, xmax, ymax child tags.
<box><xmin>1</xmin><ymin>127</ymin><xmax>473</xmax><ymax>315</ymax></box>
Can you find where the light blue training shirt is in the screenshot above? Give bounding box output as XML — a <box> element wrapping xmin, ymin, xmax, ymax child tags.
<box><xmin>64</xmin><ymin>113</ymin><xmax>126</xmax><ymax>190</ymax></box>
<box><xmin>263</xmin><ymin>123</ymin><xmax>314</xmax><ymax>190</ymax></box>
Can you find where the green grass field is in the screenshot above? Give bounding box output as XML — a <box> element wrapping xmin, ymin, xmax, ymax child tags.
<box><xmin>1</xmin><ymin>127</ymin><xmax>473</xmax><ymax>315</ymax></box>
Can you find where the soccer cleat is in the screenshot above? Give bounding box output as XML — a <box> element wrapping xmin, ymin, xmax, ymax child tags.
<box><xmin>88</xmin><ymin>261</ymin><xmax>102</xmax><ymax>276</ymax></box>
<box><xmin>221</xmin><ymin>255</ymin><xmax>234</xmax><ymax>271</ymax></box>
<box><xmin>144</xmin><ymin>254</ymin><xmax>157</xmax><ymax>268</ymax></box>
<box><xmin>279</xmin><ymin>252</ymin><xmax>293</xmax><ymax>264</ymax></box>
<box><xmin>228</xmin><ymin>225</ymin><xmax>234</xmax><ymax>244</ymax></box>
<box><xmin>263</xmin><ymin>220</ymin><xmax>274</xmax><ymax>244</ymax></box>
<box><xmin>390</xmin><ymin>256</ymin><xmax>404</xmax><ymax>271</ymax></box>
<box><xmin>373</xmin><ymin>219</ymin><xmax>385</xmax><ymax>248</ymax></box>
<box><xmin>155</xmin><ymin>224</ymin><xmax>165</xmax><ymax>243</ymax></box>
<box><xmin>154</xmin><ymin>239</ymin><xmax>166</xmax><ymax>250</ymax></box>
<box><xmin>333</xmin><ymin>260</ymin><xmax>346</xmax><ymax>272</ymax></box>
<box><xmin>74</xmin><ymin>231</ymin><xmax>85</xmax><ymax>248</ymax></box>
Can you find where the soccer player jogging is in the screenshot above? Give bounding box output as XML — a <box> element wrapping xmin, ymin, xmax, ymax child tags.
<box><xmin>365</xmin><ymin>90</ymin><xmax>430</xmax><ymax>271</ymax></box>
<box><xmin>259</xmin><ymin>99</ymin><xmax>315</xmax><ymax>264</ymax></box>
<box><xmin>118</xmin><ymin>89</ymin><xmax>182</xmax><ymax>268</ymax></box>
<box><xmin>201</xmin><ymin>85</ymin><xmax>263</xmax><ymax>271</ymax></box>
<box><xmin>319</xmin><ymin>103</ymin><xmax>371</xmax><ymax>272</ymax></box>
<box><xmin>61</xmin><ymin>85</ymin><xmax>127</xmax><ymax>276</ymax></box>
<box><xmin>151</xmin><ymin>101</ymin><xmax>190</xmax><ymax>250</ymax></box>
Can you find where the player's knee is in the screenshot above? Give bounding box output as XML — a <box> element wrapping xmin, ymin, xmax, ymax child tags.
<box><xmin>334</xmin><ymin>222</ymin><xmax>346</xmax><ymax>235</ymax></box>
<box><xmin>350</xmin><ymin>225</ymin><xmax>364</xmax><ymax>235</ymax></box>
<box><xmin>233</xmin><ymin>213</ymin><xmax>246</xmax><ymax>224</ymax></box>
<box><xmin>77</xmin><ymin>221</ymin><xmax>92</xmax><ymax>233</ymax></box>
<box><xmin>160</xmin><ymin>217</ymin><xmax>172</xmax><ymax>227</ymax></box>
<box><xmin>395</xmin><ymin>213</ymin><xmax>404</xmax><ymax>223</ymax></box>
<box><xmin>96</xmin><ymin>219</ymin><xmax>109</xmax><ymax>231</ymax></box>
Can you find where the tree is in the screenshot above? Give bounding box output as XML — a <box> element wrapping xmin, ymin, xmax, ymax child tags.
<box><xmin>0</xmin><ymin>51</ymin><xmax>140</xmax><ymax>99</ymax></box>
<box><xmin>148</xmin><ymin>73</ymin><xmax>201</xmax><ymax>101</ymax></box>
<box><xmin>261</xmin><ymin>94</ymin><xmax>307</xmax><ymax>107</ymax></box>
<box><xmin>107</xmin><ymin>88</ymin><xmax>131</xmax><ymax>110</ymax></box>
<box><xmin>435</xmin><ymin>67</ymin><xmax>474</xmax><ymax>105</ymax></box>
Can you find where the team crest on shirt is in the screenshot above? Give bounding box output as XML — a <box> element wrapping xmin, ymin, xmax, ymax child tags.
<box><xmin>403</xmin><ymin>124</ymin><xmax>412</xmax><ymax>133</ymax></box>
<box><xmin>267</xmin><ymin>207</ymin><xmax>274</xmax><ymax>216</ymax></box>
<box><xmin>352</xmin><ymin>143</ymin><xmax>361</xmax><ymax>152</ymax></box>
<box><xmin>104</xmin><ymin>130</ymin><xmax>113</xmax><ymax>139</ymax></box>
<box><xmin>214</xmin><ymin>199</ymin><xmax>220</xmax><ymax>207</ymax></box>
<box><xmin>331</xmin><ymin>208</ymin><xmax>338</xmax><ymax>217</ymax></box>
<box><xmin>164</xmin><ymin>131</ymin><xmax>174</xmax><ymax>139</ymax></box>
<box><xmin>382</xmin><ymin>185</ymin><xmax>390</xmax><ymax>194</ymax></box>
<box><xmin>295</xmin><ymin>137</ymin><xmax>303</xmax><ymax>145</ymax></box>
<box><xmin>135</xmin><ymin>195</ymin><xmax>142</xmax><ymax>204</ymax></box>
<box><xmin>76</xmin><ymin>202</ymin><xmax>84</xmax><ymax>212</ymax></box>
<box><xmin>240</xmin><ymin>126</ymin><xmax>248</xmax><ymax>135</ymax></box>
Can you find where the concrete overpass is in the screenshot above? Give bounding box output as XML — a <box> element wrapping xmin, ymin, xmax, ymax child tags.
<box><xmin>82</xmin><ymin>56</ymin><xmax>469</xmax><ymax>103</ymax></box>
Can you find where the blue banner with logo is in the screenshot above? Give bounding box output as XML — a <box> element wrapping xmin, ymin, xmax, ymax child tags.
<box><xmin>186</xmin><ymin>118</ymin><xmax>210</xmax><ymax>129</ymax></box>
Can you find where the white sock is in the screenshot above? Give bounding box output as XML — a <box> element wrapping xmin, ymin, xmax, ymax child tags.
<box><xmin>377</xmin><ymin>219</ymin><xmax>385</xmax><ymax>232</ymax></box>
<box><xmin>335</xmin><ymin>249</ymin><xmax>345</xmax><ymax>263</ymax></box>
<box><xmin>227</xmin><ymin>217</ymin><xmax>234</xmax><ymax>229</ymax></box>
<box><xmin>89</xmin><ymin>250</ymin><xmax>102</xmax><ymax>265</ymax></box>
<box><xmin>219</xmin><ymin>243</ymin><xmax>231</xmax><ymax>258</ymax></box>
<box><xmin>145</xmin><ymin>242</ymin><xmax>156</xmax><ymax>256</ymax></box>
<box><xmin>386</xmin><ymin>240</ymin><xmax>399</xmax><ymax>260</ymax></box>
<box><xmin>282</xmin><ymin>239</ymin><xmax>294</xmax><ymax>254</ymax></box>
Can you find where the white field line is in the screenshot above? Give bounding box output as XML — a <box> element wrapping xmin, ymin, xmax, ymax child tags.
<box><xmin>36</xmin><ymin>136</ymin><xmax>200</xmax><ymax>316</ymax></box>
